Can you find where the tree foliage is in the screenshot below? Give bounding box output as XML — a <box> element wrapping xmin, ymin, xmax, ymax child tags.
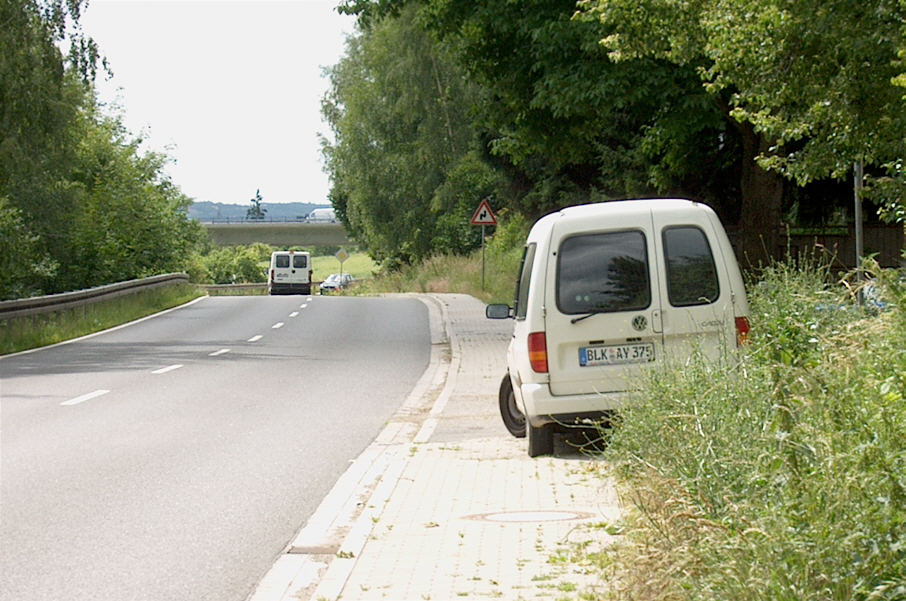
<box><xmin>580</xmin><ymin>0</ymin><xmax>906</xmax><ymax>258</ymax></box>
<box><xmin>246</xmin><ymin>189</ymin><xmax>266</xmax><ymax>220</ymax></box>
<box><xmin>330</xmin><ymin>0</ymin><xmax>905</xmax><ymax>269</ymax></box>
<box><xmin>322</xmin><ymin>4</ymin><xmax>495</xmax><ymax>266</ymax></box>
<box><xmin>0</xmin><ymin>0</ymin><xmax>205</xmax><ymax>300</ymax></box>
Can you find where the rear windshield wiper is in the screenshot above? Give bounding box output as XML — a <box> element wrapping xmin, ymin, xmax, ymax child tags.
<box><xmin>571</xmin><ymin>309</ymin><xmax>609</xmax><ymax>324</ymax></box>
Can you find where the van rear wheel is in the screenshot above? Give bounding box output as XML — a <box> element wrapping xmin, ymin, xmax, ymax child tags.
<box><xmin>498</xmin><ymin>375</ymin><xmax>525</xmax><ymax>438</ymax></box>
<box><xmin>527</xmin><ymin>422</ymin><xmax>554</xmax><ymax>457</ymax></box>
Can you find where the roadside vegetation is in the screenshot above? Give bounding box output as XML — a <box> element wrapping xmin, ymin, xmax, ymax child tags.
<box><xmin>0</xmin><ymin>283</ymin><xmax>201</xmax><ymax>355</ymax></box>
<box><xmin>574</xmin><ymin>258</ymin><xmax>906</xmax><ymax>601</ymax></box>
<box><xmin>354</xmin><ymin>213</ymin><xmax>528</xmax><ymax>303</ymax></box>
<box><xmin>325</xmin><ymin>0</ymin><xmax>906</xmax><ymax>272</ymax></box>
<box><xmin>186</xmin><ymin>243</ymin><xmax>378</xmax><ymax>288</ymax></box>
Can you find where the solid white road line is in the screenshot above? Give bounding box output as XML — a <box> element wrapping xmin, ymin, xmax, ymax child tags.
<box><xmin>61</xmin><ymin>389</ymin><xmax>110</xmax><ymax>406</ymax></box>
<box><xmin>152</xmin><ymin>364</ymin><xmax>183</xmax><ymax>375</ymax></box>
<box><xmin>248</xmin><ymin>335</ymin><xmax>263</xmax><ymax>342</ymax></box>
<box><xmin>209</xmin><ymin>349</ymin><xmax>231</xmax><ymax>356</ymax></box>
<box><xmin>272</xmin><ymin>322</ymin><xmax>285</xmax><ymax>329</ymax></box>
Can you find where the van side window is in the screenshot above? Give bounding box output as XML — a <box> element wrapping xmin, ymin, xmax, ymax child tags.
<box><xmin>275</xmin><ymin>255</ymin><xmax>290</xmax><ymax>268</ymax></box>
<box><xmin>662</xmin><ymin>226</ymin><xmax>720</xmax><ymax>306</ymax></box>
<box><xmin>293</xmin><ymin>255</ymin><xmax>308</xmax><ymax>268</ymax></box>
<box><xmin>557</xmin><ymin>231</ymin><xmax>650</xmax><ymax>314</ymax></box>
<box><xmin>513</xmin><ymin>243</ymin><xmax>537</xmax><ymax>320</ymax></box>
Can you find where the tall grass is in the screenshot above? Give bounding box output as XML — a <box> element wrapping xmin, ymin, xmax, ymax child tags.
<box><xmin>356</xmin><ymin>215</ymin><xmax>528</xmax><ymax>303</ymax></box>
<box><xmin>591</xmin><ymin>259</ymin><xmax>906</xmax><ymax>601</ymax></box>
<box><xmin>0</xmin><ymin>284</ymin><xmax>202</xmax><ymax>355</ymax></box>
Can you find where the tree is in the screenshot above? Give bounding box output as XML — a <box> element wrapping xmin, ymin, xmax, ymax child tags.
<box><xmin>579</xmin><ymin>0</ymin><xmax>906</xmax><ymax>260</ymax></box>
<box><xmin>340</xmin><ymin>0</ymin><xmax>744</xmax><ymax>226</ymax></box>
<box><xmin>322</xmin><ymin>4</ymin><xmax>488</xmax><ymax>266</ymax></box>
<box><xmin>247</xmin><ymin>189</ymin><xmax>267</xmax><ymax>220</ymax></box>
<box><xmin>64</xmin><ymin>101</ymin><xmax>205</xmax><ymax>289</ymax></box>
<box><xmin>0</xmin><ymin>197</ymin><xmax>58</xmax><ymax>299</ymax></box>
<box><xmin>0</xmin><ymin>0</ymin><xmax>90</xmax><ymax>285</ymax></box>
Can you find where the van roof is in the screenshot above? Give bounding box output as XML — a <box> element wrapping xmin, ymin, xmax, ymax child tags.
<box><xmin>531</xmin><ymin>198</ymin><xmax>709</xmax><ymax>233</ymax></box>
<box><xmin>556</xmin><ymin>198</ymin><xmax>702</xmax><ymax>218</ymax></box>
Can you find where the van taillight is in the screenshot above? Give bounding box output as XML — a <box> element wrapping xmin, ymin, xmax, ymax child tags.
<box><xmin>735</xmin><ymin>317</ymin><xmax>751</xmax><ymax>346</ymax></box>
<box><xmin>528</xmin><ymin>332</ymin><xmax>548</xmax><ymax>373</ymax></box>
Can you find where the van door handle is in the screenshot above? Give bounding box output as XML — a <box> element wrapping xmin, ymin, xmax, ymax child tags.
<box><xmin>652</xmin><ymin>310</ymin><xmax>664</xmax><ymax>333</ymax></box>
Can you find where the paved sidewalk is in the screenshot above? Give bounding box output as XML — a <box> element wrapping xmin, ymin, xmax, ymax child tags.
<box><xmin>250</xmin><ymin>293</ymin><xmax>621</xmax><ymax>601</ymax></box>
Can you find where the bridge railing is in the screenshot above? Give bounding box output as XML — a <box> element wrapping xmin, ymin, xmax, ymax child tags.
<box><xmin>196</xmin><ymin>217</ymin><xmax>338</xmax><ymax>224</ymax></box>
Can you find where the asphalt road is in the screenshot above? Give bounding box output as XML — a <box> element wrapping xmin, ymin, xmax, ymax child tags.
<box><xmin>0</xmin><ymin>294</ymin><xmax>430</xmax><ymax>601</ymax></box>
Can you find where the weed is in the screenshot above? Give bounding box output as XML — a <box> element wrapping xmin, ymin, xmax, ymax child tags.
<box><xmin>586</xmin><ymin>258</ymin><xmax>906</xmax><ymax>601</ymax></box>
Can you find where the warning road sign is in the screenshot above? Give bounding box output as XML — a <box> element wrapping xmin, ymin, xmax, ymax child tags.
<box><xmin>470</xmin><ymin>199</ymin><xmax>497</xmax><ymax>226</ymax></box>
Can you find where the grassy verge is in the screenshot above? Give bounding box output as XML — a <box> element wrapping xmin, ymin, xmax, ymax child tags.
<box><xmin>353</xmin><ymin>218</ymin><xmax>528</xmax><ymax>303</ymax></box>
<box><xmin>0</xmin><ymin>283</ymin><xmax>203</xmax><ymax>355</ymax></box>
<box><xmin>580</xmin><ymin>259</ymin><xmax>906</xmax><ymax>601</ymax></box>
<box><xmin>312</xmin><ymin>252</ymin><xmax>377</xmax><ymax>281</ymax></box>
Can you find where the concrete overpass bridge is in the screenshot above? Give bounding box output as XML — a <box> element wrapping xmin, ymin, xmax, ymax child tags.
<box><xmin>201</xmin><ymin>220</ymin><xmax>351</xmax><ymax>247</ymax></box>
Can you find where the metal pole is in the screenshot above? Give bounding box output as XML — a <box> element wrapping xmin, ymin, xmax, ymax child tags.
<box><xmin>854</xmin><ymin>161</ymin><xmax>864</xmax><ymax>271</ymax></box>
<box><xmin>481</xmin><ymin>224</ymin><xmax>486</xmax><ymax>291</ymax></box>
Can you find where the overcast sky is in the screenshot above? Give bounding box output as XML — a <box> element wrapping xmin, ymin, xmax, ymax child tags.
<box><xmin>80</xmin><ymin>0</ymin><xmax>355</xmax><ymax>206</ymax></box>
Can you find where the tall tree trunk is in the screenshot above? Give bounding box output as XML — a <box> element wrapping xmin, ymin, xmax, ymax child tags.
<box><xmin>738</xmin><ymin>122</ymin><xmax>784</xmax><ymax>269</ymax></box>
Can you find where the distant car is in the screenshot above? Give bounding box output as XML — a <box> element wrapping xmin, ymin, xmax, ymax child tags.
<box><xmin>319</xmin><ymin>273</ymin><xmax>354</xmax><ymax>293</ymax></box>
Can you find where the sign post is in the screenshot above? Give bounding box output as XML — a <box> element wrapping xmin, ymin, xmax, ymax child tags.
<box><xmin>470</xmin><ymin>199</ymin><xmax>498</xmax><ymax>290</ymax></box>
<box><xmin>335</xmin><ymin>247</ymin><xmax>349</xmax><ymax>276</ymax></box>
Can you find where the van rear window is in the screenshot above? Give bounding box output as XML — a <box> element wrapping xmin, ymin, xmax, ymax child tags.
<box><xmin>662</xmin><ymin>227</ymin><xmax>719</xmax><ymax>306</ymax></box>
<box><xmin>557</xmin><ymin>231</ymin><xmax>650</xmax><ymax>314</ymax></box>
<box><xmin>293</xmin><ymin>255</ymin><xmax>308</xmax><ymax>268</ymax></box>
<box><xmin>275</xmin><ymin>255</ymin><xmax>290</xmax><ymax>268</ymax></box>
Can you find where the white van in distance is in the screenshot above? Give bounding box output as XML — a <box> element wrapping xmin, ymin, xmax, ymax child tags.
<box><xmin>486</xmin><ymin>198</ymin><xmax>751</xmax><ymax>457</ymax></box>
<box><xmin>268</xmin><ymin>250</ymin><xmax>313</xmax><ymax>295</ymax></box>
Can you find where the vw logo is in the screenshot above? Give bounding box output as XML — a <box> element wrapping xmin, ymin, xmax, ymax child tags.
<box><xmin>632</xmin><ymin>315</ymin><xmax>647</xmax><ymax>331</ymax></box>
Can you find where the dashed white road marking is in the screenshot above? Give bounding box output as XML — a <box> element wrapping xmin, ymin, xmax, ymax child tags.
<box><xmin>152</xmin><ymin>364</ymin><xmax>183</xmax><ymax>375</ymax></box>
<box><xmin>306</xmin><ymin>297</ymin><xmax>313</xmax><ymax>302</ymax></box>
<box><xmin>300</xmin><ymin>303</ymin><xmax>309</xmax><ymax>309</ymax></box>
<box><xmin>61</xmin><ymin>389</ymin><xmax>110</xmax><ymax>406</ymax></box>
<box><xmin>209</xmin><ymin>348</ymin><xmax>231</xmax><ymax>356</ymax></box>
<box><xmin>289</xmin><ymin>312</ymin><xmax>299</xmax><ymax>318</ymax></box>
<box><xmin>248</xmin><ymin>335</ymin><xmax>263</xmax><ymax>342</ymax></box>
<box><xmin>272</xmin><ymin>322</ymin><xmax>285</xmax><ymax>329</ymax></box>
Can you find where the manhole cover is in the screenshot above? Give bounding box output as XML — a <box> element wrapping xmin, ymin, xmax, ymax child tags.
<box><xmin>466</xmin><ymin>510</ymin><xmax>594</xmax><ymax>523</ymax></box>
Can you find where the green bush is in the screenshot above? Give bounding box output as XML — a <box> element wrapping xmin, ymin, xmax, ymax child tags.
<box><xmin>597</xmin><ymin>259</ymin><xmax>906</xmax><ymax>601</ymax></box>
<box><xmin>190</xmin><ymin>243</ymin><xmax>272</xmax><ymax>284</ymax></box>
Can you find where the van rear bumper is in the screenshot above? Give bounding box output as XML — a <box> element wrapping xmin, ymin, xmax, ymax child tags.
<box><xmin>520</xmin><ymin>382</ymin><xmax>624</xmax><ymax>427</ymax></box>
<box><xmin>268</xmin><ymin>283</ymin><xmax>311</xmax><ymax>295</ymax></box>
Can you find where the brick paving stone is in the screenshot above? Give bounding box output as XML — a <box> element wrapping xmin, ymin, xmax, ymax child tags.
<box><xmin>322</xmin><ymin>294</ymin><xmax>622</xmax><ymax>601</ymax></box>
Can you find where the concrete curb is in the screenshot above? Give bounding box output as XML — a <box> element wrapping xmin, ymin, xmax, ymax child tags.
<box><xmin>247</xmin><ymin>294</ymin><xmax>454</xmax><ymax>601</ymax></box>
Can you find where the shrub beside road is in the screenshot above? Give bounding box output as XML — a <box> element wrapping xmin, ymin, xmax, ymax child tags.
<box><xmin>581</xmin><ymin>260</ymin><xmax>906</xmax><ymax>600</ymax></box>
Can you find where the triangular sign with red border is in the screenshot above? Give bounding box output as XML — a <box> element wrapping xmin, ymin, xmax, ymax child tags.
<box><xmin>470</xmin><ymin>199</ymin><xmax>497</xmax><ymax>226</ymax></box>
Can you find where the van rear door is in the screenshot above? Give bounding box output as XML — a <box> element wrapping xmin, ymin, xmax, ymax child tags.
<box><xmin>544</xmin><ymin>212</ymin><xmax>665</xmax><ymax>397</ymax></box>
<box><xmin>651</xmin><ymin>209</ymin><xmax>737</xmax><ymax>361</ymax></box>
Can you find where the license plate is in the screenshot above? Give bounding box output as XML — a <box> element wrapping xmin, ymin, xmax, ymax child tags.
<box><xmin>579</xmin><ymin>342</ymin><xmax>655</xmax><ymax>366</ymax></box>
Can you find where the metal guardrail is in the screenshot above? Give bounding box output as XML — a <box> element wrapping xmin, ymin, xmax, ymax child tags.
<box><xmin>201</xmin><ymin>283</ymin><xmax>268</xmax><ymax>292</ymax></box>
<box><xmin>197</xmin><ymin>217</ymin><xmax>339</xmax><ymax>224</ymax></box>
<box><xmin>0</xmin><ymin>273</ymin><xmax>191</xmax><ymax>320</ymax></box>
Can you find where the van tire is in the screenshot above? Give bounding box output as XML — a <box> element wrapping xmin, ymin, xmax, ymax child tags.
<box><xmin>527</xmin><ymin>423</ymin><xmax>554</xmax><ymax>457</ymax></box>
<box><xmin>498</xmin><ymin>374</ymin><xmax>525</xmax><ymax>438</ymax></box>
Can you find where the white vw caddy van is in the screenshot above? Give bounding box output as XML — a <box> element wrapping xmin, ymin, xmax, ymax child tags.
<box><xmin>486</xmin><ymin>199</ymin><xmax>751</xmax><ymax>457</ymax></box>
<box><xmin>268</xmin><ymin>250</ymin><xmax>313</xmax><ymax>295</ymax></box>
